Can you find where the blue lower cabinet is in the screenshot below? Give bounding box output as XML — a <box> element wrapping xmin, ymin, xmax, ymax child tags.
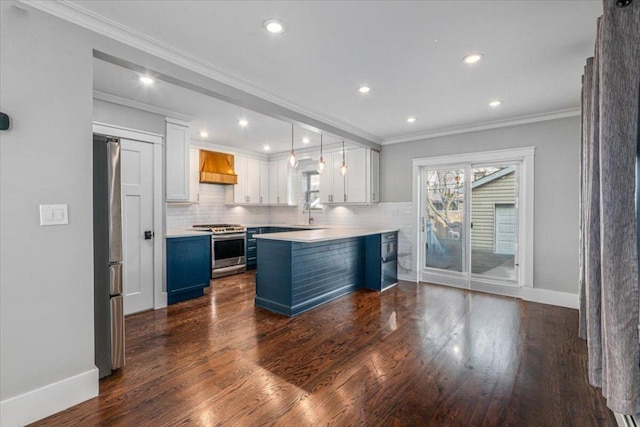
<box><xmin>166</xmin><ymin>235</ymin><xmax>211</xmax><ymax>304</ymax></box>
<box><xmin>365</xmin><ymin>232</ymin><xmax>398</xmax><ymax>291</ymax></box>
<box><xmin>246</xmin><ymin>227</ymin><xmax>261</xmax><ymax>270</ymax></box>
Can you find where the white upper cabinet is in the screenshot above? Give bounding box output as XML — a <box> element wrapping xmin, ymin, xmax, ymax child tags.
<box><xmin>259</xmin><ymin>160</ymin><xmax>270</xmax><ymax>204</ymax></box>
<box><xmin>319</xmin><ymin>152</ymin><xmax>345</xmax><ymax>204</ymax></box>
<box><xmin>370</xmin><ymin>149</ymin><xmax>380</xmax><ymax>203</ymax></box>
<box><xmin>319</xmin><ymin>148</ymin><xmax>380</xmax><ymax>204</ymax></box>
<box><xmin>246</xmin><ymin>157</ymin><xmax>260</xmax><ymax>204</ymax></box>
<box><xmin>344</xmin><ymin>148</ymin><xmax>367</xmax><ymax>203</ymax></box>
<box><xmin>189</xmin><ymin>148</ymin><xmax>200</xmax><ymax>203</ymax></box>
<box><xmin>227</xmin><ymin>155</ymin><xmax>247</xmax><ymax>204</ymax></box>
<box><xmin>269</xmin><ymin>159</ymin><xmax>293</xmax><ymax>205</ymax></box>
<box><xmin>226</xmin><ymin>155</ymin><xmax>272</xmax><ymax>205</ymax></box>
<box><xmin>165</xmin><ymin>118</ymin><xmax>191</xmax><ymax>202</ymax></box>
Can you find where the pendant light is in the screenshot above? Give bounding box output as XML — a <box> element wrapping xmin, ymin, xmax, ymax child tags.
<box><xmin>318</xmin><ymin>134</ymin><xmax>326</xmax><ymax>174</ymax></box>
<box><xmin>288</xmin><ymin>124</ymin><xmax>297</xmax><ymax>168</ymax></box>
<box><xmin>340</xmin><ymin>140</ymin><xmax>348</xmax><ymax>176</ymax></box>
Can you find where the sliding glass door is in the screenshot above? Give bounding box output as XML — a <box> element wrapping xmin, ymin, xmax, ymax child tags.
<box><xmin>424</xmin><ymin>167</ymin><xmax>466</xmax><ymax>273</ymax></box>
<box><xmin>420</xmin><ymin>161</ymin><xmax>522</xmax><ymax>291</ymax></box>
<box><xmin>470</xmin><ymin>164</ymin><xmax>518</xmax><ymax>283</ymax></box>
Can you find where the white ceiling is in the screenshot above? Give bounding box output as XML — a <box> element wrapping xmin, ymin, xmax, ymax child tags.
<box><xmin>94</xmin><ymin>59</ymin><xmax>348</xmax><ymax>154</ymax></box>
<box><xmin>81</xmin><ymin>0</ymin><xmax>601</xmax><ymax>150</ymax></box>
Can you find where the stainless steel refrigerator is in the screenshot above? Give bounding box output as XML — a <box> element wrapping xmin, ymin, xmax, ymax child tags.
<box><xmin>93</xmin><ymin>135</ymin><xmax>125</xmax><ymax>378</ymax></box>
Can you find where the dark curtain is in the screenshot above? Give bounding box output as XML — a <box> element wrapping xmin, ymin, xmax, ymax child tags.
<box><xmin>579</xmin><ymin>0</ymin><xmax>640</xmax><ymax>415</ymax></box>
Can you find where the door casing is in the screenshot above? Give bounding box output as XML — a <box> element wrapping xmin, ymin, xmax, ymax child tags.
<box><xmin>93</xmin><ymin>122</ymin><xmax>166</xmax><ymax>310</ymax></box>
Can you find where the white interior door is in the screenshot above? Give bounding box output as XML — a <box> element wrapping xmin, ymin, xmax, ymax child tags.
<box><xmin>121</xmin><ymin>138</ymin><xmax>154</xmax><ymax>315</ymax></box>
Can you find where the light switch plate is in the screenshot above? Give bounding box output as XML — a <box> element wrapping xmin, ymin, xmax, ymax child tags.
<box><xmin>40</xmin><ymin>204</ymin><xmax>69</xmax><ymax>226</ymax></box>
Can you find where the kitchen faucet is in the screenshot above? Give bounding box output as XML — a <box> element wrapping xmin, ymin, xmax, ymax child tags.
<box><xmin>304</xmin><ymin>203</ymin><xmax>314</xmax><ymax>225</ymax></box>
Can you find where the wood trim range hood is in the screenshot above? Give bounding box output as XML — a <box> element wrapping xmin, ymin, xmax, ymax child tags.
<box><xmin>199</xmin><ymin>150</ymin><xmax>238</xmax><ymax>185</ymax></box>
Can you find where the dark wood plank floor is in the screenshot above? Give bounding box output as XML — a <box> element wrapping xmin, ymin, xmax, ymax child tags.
<box><xmin>31</xmin><ymin>272</ymin><xmax>615</xmax><ymax>426</ymax></box>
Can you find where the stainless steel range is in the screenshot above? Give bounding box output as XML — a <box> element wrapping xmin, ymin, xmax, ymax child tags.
<box><xmin>193</xmin><ymin>224</ymin><xmax>247</xmax><ymax>278</ymax></box>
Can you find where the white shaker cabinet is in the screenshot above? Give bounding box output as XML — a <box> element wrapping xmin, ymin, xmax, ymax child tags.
<box><xmin>319</xmin><ymin>148</ymin><xmax>380</xmax><ymax>204</ymax></box>
<box><xmin>225</xmin><ymin>155</ymin><xmax>269</xmax><ymax>205</ymax></box>
<box><xmin>246</xmin><ymin>157</ymin><xmax>260</xmax><ymax>204</ymax></box>
<box><xmin>259</xmin><ymin>160</ymin><xmax>270</xmax><ymax>204</ymax></box>
<box><xmin>344</xmin><ymin>148</ymin><xmax>367</xmax><ymax>203</ymax></box>
<box><xmin>319</xmin><ymin>151</ymin><xmax>346</xmax><ymax>204</ymax></box>
<box><xmin>370</xmin><ymin>149</ymin><xmax>380</xmax><ymax>203</ymax></box>
<box><xmin>189</xmin><ymin>148</ymin><xmax>200</xmax><ymax>203</ymax></box>
<box><xmin>227</xmin><ymin>155</ymin><xmax>247</xmax><ymax>204</ymax></box>
<box><xmin>165</xmin><ymin>118</ymin><xmax>191</xmax><ymax>202</ymax></box>
<box><xmin>269</xmin><ymin>159</ymin><xmax>293</xmax><ymax>205</ymax></box>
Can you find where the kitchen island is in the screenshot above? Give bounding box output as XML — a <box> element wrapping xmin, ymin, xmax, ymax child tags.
<box><xmin>254</xmin><ymin>227</ymin><xmax>398</xmax><ymax>316</ymax></box>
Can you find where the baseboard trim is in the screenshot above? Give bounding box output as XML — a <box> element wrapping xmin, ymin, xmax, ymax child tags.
<box><xmin>0</xmin><ymin>368</ymin><xmax>98</xmax><ymax>426</ymax></box>
<box><xmin>521</xmin><ymin>287</ymin><xmax>579</xmax><ymax>309</ymax></box>
<box><xmin>398</xmin><ymin>272</ymin><xmax>417</xmax><ymax>282</ymax></box>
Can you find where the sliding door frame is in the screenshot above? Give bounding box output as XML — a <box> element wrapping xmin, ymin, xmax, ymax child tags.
<box><xmin>412</xmin><ymin>147</ymin><xmax>535</xmax><ymax>295</ymax></box>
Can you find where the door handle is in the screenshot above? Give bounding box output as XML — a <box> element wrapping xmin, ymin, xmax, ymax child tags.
<box><xmin>144</xmin><ymin>230</ymin><xmax>154</xmax><ymax>240</ymax></box>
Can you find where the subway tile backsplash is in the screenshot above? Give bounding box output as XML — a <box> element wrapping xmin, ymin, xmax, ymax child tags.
<box><xmin>166</xmin><ymin>182</ymin><xmax>416</xmax><ymax>280</ymax></box>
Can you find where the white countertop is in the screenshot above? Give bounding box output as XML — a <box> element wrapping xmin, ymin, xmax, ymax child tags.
<box><xmin>166</xmin><ymin>229</ymin><xmax>213</xmax><ymax>238</ymax></box>
<box><xmin>244</xmin><ymin>223</ymin><xmax>326</xmax><ymax>229</ymax></box>
<box><xmin>254</xmin><ymin>227</ymin><xmax>398</xmax><ymax>243</ymax></box>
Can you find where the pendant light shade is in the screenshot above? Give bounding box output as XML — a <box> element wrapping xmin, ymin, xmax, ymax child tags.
<box><xmin>288</xmin><ymin>124</ymin><xmax>297</xmax><ymax>168</ymax></box>
<box><xmin>340</xmin><ymin>140</ymin><xmax>348</xmax><ymax>176</ymax></box>
<box><xmin>318</xmin><ymin>134</ymin><xmax>326</xmax><ymax>174</ymax></box>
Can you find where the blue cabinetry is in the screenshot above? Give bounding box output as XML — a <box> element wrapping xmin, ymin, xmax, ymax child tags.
<box><xmin>245</xmin><ymin>227</ymin><xmax>264</xmax><ymax>270</ymax></box>
<box><xmin>166</xmin><ymin>235</ymin><xmax>211</xmax><ymax>304</ymax></box>
<box><xmin>256</xmin><ymin>237</ymin><xmax>364</xmax><ymax>316</ymax></box>
<box><xmin>246</xmin><ymin>227</ymin><xmax>310</xmax><ymax>270</ymax></box>
<box><xmin>365</xmin><ymin>231</ymin><xmax>398</xmax><ymax>291</ymax></box>
<box><xmin>255</xmin><ymin>231</ymin><xmax>398</xmax><ymax>316</ymax></box>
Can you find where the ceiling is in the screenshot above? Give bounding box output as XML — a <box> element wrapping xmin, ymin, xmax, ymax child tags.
<box><xmin>80</xmin><ymin>0</ymin><xmax>601</xmax><ymax>151</ymax></box>
<box><xmin>94</xmin><ymin>58</ymin><xmax>349</xmax><ymax>154</ymax></box>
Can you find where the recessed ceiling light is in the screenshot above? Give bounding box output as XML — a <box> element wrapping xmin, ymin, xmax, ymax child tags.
<box><xmin>407</xmin><ymin>116</ymin><xmax>416</xmax><ymax>123</ymax></box>
<box><xmin>359</xmin><ymin>86</ymin><xmax>371</xmax><ymax>94</ymax></box>
<box><xmin>263</xmin><ymin>144</ymin><xmax>270</xmax><ymax>151</ymax></box>
<box><xmin>489</xmin><ymin>100</ymin><xmax>502</xmax><ymax>108</ymax></box>
<box><xmin>462</xmin><ymin>53</ymin><xmax>483</xmax><ymax>65</ymax></box>
<box><xmin>302</xmin><ymin>137</ymin><xmax>310</xmax><ymax>144</ymax></box>
<box><xmin>238</xmin><ymin>119</ymin><xmax>248</xmax><ymax>127</ymax></box>
<box><xmin>263</xmin><ymin>19</ymin><xmax>284</xmax><ymax>34</ymax></box>
<box><xmin>139</xmin><ymin>76</ymin><xmax>154</xmax><ymax>85</ymax></box>
<box><xmin>200</xmin><ymin>130</ymin><xmax>208</xmax><ymax>138</ymax></box>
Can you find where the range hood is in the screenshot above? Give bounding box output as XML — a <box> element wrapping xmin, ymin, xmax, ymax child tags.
<box><xmin>199</xmin><ymin>150</ymin><xmax>238</xmax><ymax>185</ymax></box>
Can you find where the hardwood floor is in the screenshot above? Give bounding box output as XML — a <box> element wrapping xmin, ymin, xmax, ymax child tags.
<box><xmin>31</xmin><ymin>272</ymin><xmax>615</xmax><ymax>426</ymax></box>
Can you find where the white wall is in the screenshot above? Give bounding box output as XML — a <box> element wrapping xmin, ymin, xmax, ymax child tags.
<box><xmin>93</xmin><ymin>99</ymin><xmax>165</xmax><ymax>135</ymax></box>
<box><xmin>380</xmin><ymin>116</ymin><xmax>581</xmax><ymax>294</ymax></box>
<box><xmin>0</xmin><ymin>3</ymin><xmax>97</xmax><ymax>425</ymax></box>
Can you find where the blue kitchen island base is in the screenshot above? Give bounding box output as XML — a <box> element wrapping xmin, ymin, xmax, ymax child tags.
<box><xmin>255</xmin><ymin>234</ymin><xmax>391</xmax><ymax>317</ymax></box>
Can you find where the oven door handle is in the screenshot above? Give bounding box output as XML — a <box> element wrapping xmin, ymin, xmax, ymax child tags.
<box><xmin>211</xmin><ymin>233</ymin><xmax>247</xmax><ymax>241</ymax></box>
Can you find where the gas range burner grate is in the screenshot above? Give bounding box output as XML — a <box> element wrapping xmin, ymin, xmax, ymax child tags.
<box><xmin>193</xmin><ymin>224</ymin><xmax>246</xmax><ymax>234</ymax></box>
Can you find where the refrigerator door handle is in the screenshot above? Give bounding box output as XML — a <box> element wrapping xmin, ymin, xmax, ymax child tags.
<box><xmin>110</xmin><ymin>295</ymin><xmax>125</xmax><ymax>370</ymax></box>
<box><xmin>109</xmin><ymin>263</ymin><xmax>123</xmax><ymax>296</ymax></box>
<box><xmin>107</xmin><ymin>139</ymin><xmax>123</xmax><ymax>263</ymax></box>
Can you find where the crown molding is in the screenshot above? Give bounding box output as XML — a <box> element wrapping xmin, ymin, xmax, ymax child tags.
<box><xmin>93</xmin><ymin>90</ymin><xmax>194</xmax><ymax>122</ymax></box>
<box><xmin>382</xmin><ymin>108</ymin><xmax>581</xmax><ymax>145</ymax></box>
<box><xmin>20</xmin><ymin>0</ymin><xmax>382</xmax><ymax>145</ymax></box>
